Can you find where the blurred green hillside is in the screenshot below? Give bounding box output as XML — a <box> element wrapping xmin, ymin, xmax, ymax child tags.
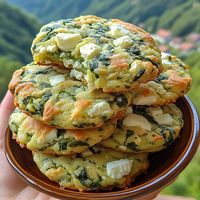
<box><xmin>0</xmin><ymin>1</ymin><xmax>40</xmax><ymax>99</ymax></box>
<box><xmin>0</xmin><ymin>1</ymin><xmax>200</xmax><ymax>198</ymax></box>
<box><xmin>184</xmin><ymin>52</ymin><xmax>200</xmax><ymax>113</ymax></box>
<box><xmin>162</xmin><ymin>149</ymin><xmax>200</xmax><ymax>199</ymax></box>
<box><xmin>0</xmin><ymin>1</ymin><xmax>40</xmax><ymax>63</ymax></box>
<box><xmin>0</xmin><ymin>56</ymin><xmax>21</xmax><ymax>99</ymax></box>
<box><xmin>7</xmin><ymin>0</ymin><xmax>200</xmax><ymax>36</ymax></box>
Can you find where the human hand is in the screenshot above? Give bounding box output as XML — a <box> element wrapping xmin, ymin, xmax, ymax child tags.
<box><xmin>0</xmin><ymin>91</ymin><xmax>58</xmax><ymax>200</ymax></box>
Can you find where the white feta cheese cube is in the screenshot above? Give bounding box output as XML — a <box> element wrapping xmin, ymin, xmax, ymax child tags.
<box><xmin>134</xmin><ymin>95</ymin><xmax>157</xmax><ymax>105</ymax></box>
<box><xmin>73</xmin><ymin>61</ymin><xmax>82</xmax><ymax>69</ymax></box>
<box><xmin>129</xmin><ymin>61</ymin><xmax>140</xmax><ymax>73</ymax></box>
<box><xmin>161</xmin><ymin>52</ymin><xmax>172</xmax><ymax>64</ymax></box>
<box><xmin>123</xmin><ymin>113</ymin><xmax>151</xmax><ymax>131</ymax></box>
<box><xmin>46</xmin><ymin>45</ymin><xmax>57</xmax><ymax>53</ymax></box>
<box><xmin>106</xmin><ymin>159</ymin><xmax>133</xmax><ymax>179</ymax></box>
<box><xmin>149</xmin><ymin>106</ymin><xmax>163</xmax><ymax>116</ymax></box>
<box><xmin>87</xmin><ymin>101</ymin><xmax>112</xmax><ymax>118</ymax></box>
<box><xmin>110</xmin><ymin>24</ymin><xmax>129</xmax><ymax>37</ymax></box>
<box><xmin>38</xmin><ymin>46</ymin><xmax>46</xmax><ymax>54</ymax></box>
<box><xmin>56</xmin><ymin>33</ymin><xmax>82</xmax><ymax>51</ymax></box>
<box><xmin>153</xmin><ymin>113</ymin><xmax>173</xmax><ymax>125</ymax></box>
<box><xmin>113</xmin><ymin>35</ymin><xmax>132</xmax><ymax>48</ymax></box>
<box><xmin>63</xmin><ymin>59</ymin><xmax>74</xmax><ymax>68</ymax></box>
<box><xmin>49</xmin><ymin>75</ymin><xmax>65</xmax><ymax>86</ymax></box>
<box><xmin>80</xmin><ymin>43</ymin><xmax>101</xmax><ymax>60</ymax></box>
<box><xmin>162</xmin><ymin>59</ymin><xmax>172</xmax><ymax>65</ymax></box>
<box><xmin>161</xmin><ymin>52</ymin><xmax>170</xmax><ymax>59</ymax></box>
<box><xmin>70</xmin><ymin>69</ymin><xmax>83</xmax><ymax>80</ymax></box>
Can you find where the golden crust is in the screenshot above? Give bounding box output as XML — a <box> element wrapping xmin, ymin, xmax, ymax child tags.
<box><xmin>33</xmin><ymin>146</ymin><xmax>149</xmax><ymax>191</ymax></box>
<box><xmin>75</xmin><ymin>15</ymin><xmax>104</xmax><ymax>24</ymax></box>
<box><xmin>8</xmin><ymin>69</ymin><xmax>24</xmax><ymax>92</ymax></box>
<box><xmin>111</xmin><ymin>19</ymin><xmax>147</xmax><ymax>34</ymax></box>
<box><xmin>9</xmin><ymin>109</ymin><xmax>116</xmax><ymax>155</ymax></box>
<box><xmin>102</xmin><ymin>104</ymin><xmax>183</xmax><ymax>153</ymax></box>
<box><xmin>9</xmin><ymin>63</ymin><xmax>132</xmax><ymax>129</ymax></box>
<box><xmin>43</xmin><ymin>100</ymin><xmax>61</xmax><ymax>122</ymax></box>
<box><xmin>132</xmin><ymin>53</ymin><xmax>192</xmax><ymax>106</ymax></box>
<box><xmin>31</xmin><ymin>15</ymin><xmax>162</xmax><ymax>93</ymax></box>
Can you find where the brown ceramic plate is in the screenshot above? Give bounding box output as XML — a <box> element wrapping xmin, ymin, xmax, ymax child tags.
<box><xmin>4</xmin><ymin>96</ymin><xmax>200</xmax><ymax>200</ymax></box>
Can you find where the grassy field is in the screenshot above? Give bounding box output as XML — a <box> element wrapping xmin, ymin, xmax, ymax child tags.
<box><xmin>162</xmin><ymin>149</ymin><xmax>200</xmax><ymax>199</ymax></box>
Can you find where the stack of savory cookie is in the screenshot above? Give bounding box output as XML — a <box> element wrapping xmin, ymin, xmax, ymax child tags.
<box><xmin>8</xmin><ymin>16</ymin><xmax>192</xmax><ymax>192</ymax></box>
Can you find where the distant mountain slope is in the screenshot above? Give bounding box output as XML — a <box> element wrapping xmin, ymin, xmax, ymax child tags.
<box><xmin>0</xmin><ymin>56</ymin><xmax>21</xmax><ymax>99</ymax></box>
<box><xmin>145</xmin><ymin>1</ymin><xmax>200</xmax><ymax>36</ymax></box>
<box><xmin>6</xmin><ymin>0</ymin><xmax>200</xmax><ymax>36</ymax></box>
<box><xmin>0</xmin><ymin>1</ymin><xmax>40</xmax><ymax>63</ymax></box>
<box><xmin>6</xmin><ymin>0</ymin><xmax>93</xmax><ymax>22</ymax></box>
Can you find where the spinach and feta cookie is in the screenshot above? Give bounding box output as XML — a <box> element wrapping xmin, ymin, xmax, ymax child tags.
<box><xmin>102</xmin><ymin>104</ymin><xmax>183</xmax><ymax>153</ymax></box>
<box><xmin>9</xmin><ymin>63</ymin><xmax>131</xmax><ymax>129</ymax></box>
<box><xmin>9</xmin><ymin>108</ymin><xmax>116</xmax><ymax>155</ymax></box>
<box><xmin>31</xmin><ymin>15</ymin><xmax>162</xmax><ymax>93</ymax></box>
<box><xmin>33</xmin><ymin>145</ymin><xmax>149</xmax><ymax>191</ymax></box>
<box><xmin>132</xmin><ymin>53</ymin><xmax>192</xmax><ymax>105</ymax></box>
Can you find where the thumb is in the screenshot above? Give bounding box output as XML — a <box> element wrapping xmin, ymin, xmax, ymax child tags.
<box><xmin>0</xmin><ymin>91</ymin><xmax>15</xmax><ymax>144</ymax></box>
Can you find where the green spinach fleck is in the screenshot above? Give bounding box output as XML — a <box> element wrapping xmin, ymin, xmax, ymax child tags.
<box><xmin>58</xmin><ymin>138</ymin><xmax>68</xmax><ymax>150</ymax></box>
<box><xmin>125</xmin><ymin>130</ymin><xmax>134</xmax><ymax>144</ymax></box>
<box><xmin>75</xmin><ymin>167</ymin><xmax>102</xmax><ymax>189</ymax></box>
<box><xmin>40</xmin><ymin>32</ymin><xmax>57</xmax><ymax>43</ymax></box>
<box><xmin>134</xmin><ymin>69</ymin><xmax>145</xmax><ymax>81</ymax></box>
<box><xmin>126</xmin><ymin>142</ymin><xmax>138</xmax><ymax>151</ymax></box>
<box><xmin>113</xmin><ymin>93</ymin><xmax>128</xmax><ymax>107</ymax></box>
<box><xmin>154</xmin><ymin>74</ymin><xmax>168</xmax><ymax>83</ymax></box>
<box><xmin>126</xmin><ymin>130</ymin><xmax>134</xmax><ymax>138</ymax></box>
<box><xmin>37</xmin><ymin>92</ymin><xmax>52</xmax><ymax>115</ymax></box>
<box><xmin>58</xmin><ymin>91</ymin><xmax>76</xmax><ymax>101</ymax></box>
<box><xmin>97</xmin><ymin>53</ymin><xmax>111</xmax><ymax>66</ymax></box>
<box><xmin>35</xmin><ymin>67</ymin><xmax>53</xmax><ymax>75</ymax></box>
<box><xmin>10</xmin><ymin>121</ymin><xmax>19</xmax><ymax>133</ymax></box>
<box><xmin>128</xmin><ymin>46</ymin><xmax>141</xmax><ymax>56</ymax></box>
<box><xmin>41</xmin><ymin>23</ymin><xmax>61</xmax><ymax>32</ymax></box>
<box><xmin>127</xmin><ymin>46</ymin><xmax>159</xmax><ymax>68</ymax></box>
<box><xmin>26</xmin><ymin>133</ymin><xmax>33</xmax><ymax>142</ymax></box>
<box><xmin>73</xmin><ymin>122</ymin><xmax>96</xmax><ymax>128</ymax></box>
<box><xmin>40</xmin><ymin>82</ymin><xmax>52</xmax><ymax>88</ymax></box>
<box><xmin>22</xmin><ymin>96</ymin><xmax>32</xmax><ymax>105</ymax></box>
<box><xmin>88</xmin><ymin>59</ymin><xmax>98</xmax><ymax>71</ymax></box>
<box><xmin>160</xmin><ymin>126</ymin><xmax>175</xmax><ymax>146</ymax></box>
<box><xmin>134</xmin><ymin>106</ymin><xmax>156</xmax><ymax>124</ymax></box>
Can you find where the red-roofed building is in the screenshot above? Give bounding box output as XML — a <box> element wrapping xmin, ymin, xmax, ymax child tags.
<box><xmin>187</xmin><ymin>33</ymin><xmax>200</xmax><ymax>43</ymax></box>
<box><xmin>170</xmin><ymin>37</ymin><xmax>182</xmax><ymax>48</ymax></box>
<box><xmin>159</xmin><ymin>44</ymin><xmax>170</xmax><ymax>53</ymax></box>
<box><xmin>178</xmin><ymin>42</ymin><xmax>196</xmax><ymax>53</ymax></box>
<box><xmin>156</xmin><ymin>29</ymin><xmax>172</xmax><ymax>43</ymax></box>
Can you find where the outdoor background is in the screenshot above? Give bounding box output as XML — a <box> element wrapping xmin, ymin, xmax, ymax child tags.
<box><xmin>0</xmin><ymin>0</ymin><xmax>200</xmax><ymax>199</ymax></box>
